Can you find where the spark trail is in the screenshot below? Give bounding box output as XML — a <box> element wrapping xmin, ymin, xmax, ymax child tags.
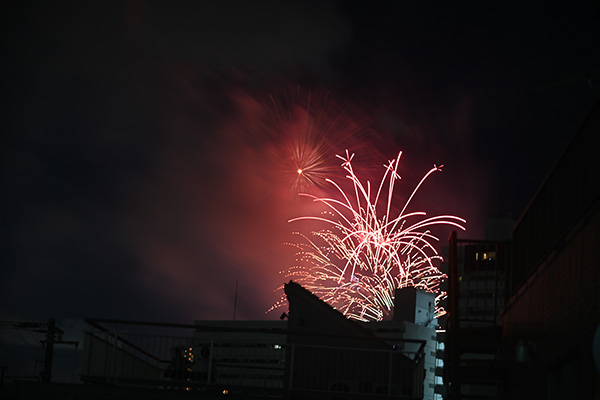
<box><xmin>271</xmin><ymin>151</ymin><xmax>466</xmax><ymax>321</ymax></box>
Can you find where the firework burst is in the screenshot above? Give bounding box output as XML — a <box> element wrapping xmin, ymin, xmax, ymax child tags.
<box><xmin>238</xmin><ymin>86</ymin><xmax>375</xmax><ymax>193</ymax></box>
<box><xmin>271</xmin><ymin>151</ymin><xmax>466</xmax><ymax>321</ymax></box>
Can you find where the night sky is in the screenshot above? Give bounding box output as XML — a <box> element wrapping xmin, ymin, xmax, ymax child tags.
<box><xmin>2</xmin><ymin>1</ymin><xmax>600</xmax><ymax>330</ymax></box>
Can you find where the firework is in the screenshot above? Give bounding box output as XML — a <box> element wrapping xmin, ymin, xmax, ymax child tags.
<box><xmin>271</xmin><ymin>151</ymin><xmax>465</xmax><ymax>321</ymax></box>
<box><xmin>239</xmin><ymin>86</ymin><xmax>375</xmax><ymax>193</ymax></box>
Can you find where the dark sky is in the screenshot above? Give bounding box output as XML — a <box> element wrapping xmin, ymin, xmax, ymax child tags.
<box><xmin>2</xmin><ymin>1</ymin><xmax>599</xmax><ymax>328</ymax></box>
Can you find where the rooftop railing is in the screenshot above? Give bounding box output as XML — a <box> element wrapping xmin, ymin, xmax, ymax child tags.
<box><xmin>81</xmin><ymin>318</ymin><xmax>426</xmax><ymax>399</ymax></box>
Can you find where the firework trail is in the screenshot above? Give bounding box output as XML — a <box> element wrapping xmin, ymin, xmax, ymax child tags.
<box><xmin>271</xmin><ymin>151</ymin><xmax>466</xmax><ymax>321</ymax></box>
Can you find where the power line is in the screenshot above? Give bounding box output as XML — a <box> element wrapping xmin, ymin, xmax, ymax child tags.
<box><xmin>1</xmin><ymin>319</ymin><xmax>79</xmax><ymax>383</ymax></box>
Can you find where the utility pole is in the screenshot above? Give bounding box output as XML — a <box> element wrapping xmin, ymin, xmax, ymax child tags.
<box><xmin>38</xmin><ymin>318</ymin><xmax>79</xmax><ymax>384</ymax></box>
<box><xmin>0</xmin><ymin>319</ymin><xmax>78</xmax><ymax>383</ymax></box>
<box><xmin>41</xmin><ymin>319</ymin><xmax>56</xmax><ymax>383</ymax></box>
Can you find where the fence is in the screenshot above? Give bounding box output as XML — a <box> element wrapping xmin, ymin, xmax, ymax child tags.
<box><xmin>81</xmin><ymin>319</ymin><xmax>425</xmax><ymax>399</ymax></box>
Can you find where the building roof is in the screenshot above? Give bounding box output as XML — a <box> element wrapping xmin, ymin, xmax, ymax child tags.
<box><xmin>284</xmin><ymin>280</ymin><xmax>390</xmax><ymax>349</ymax></box>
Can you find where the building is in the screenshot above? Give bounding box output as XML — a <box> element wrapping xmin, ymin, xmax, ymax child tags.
<box><xmin>191</xmin><ymin>320</ymin><xmax>287</xmax><ymax>392</ymax></box>
<box><xmin>284</xmin><ymin>281</ymin><xmax>425</xmax><ymax>399</ymax></box>
<box><xmin>500</xmin><ymin>99</ymin><xmax>600</xmax><ymax>399</ymax></box>
<box><xmin>372</xmin><ymin>287</ymin><xmax>441</xmax><ymax>400</ymax></box>
<box><xmin>442</xmin><ymin>220</ymin><xmax>513</xmax><ymax>400</ymax></box>
<box><xmin>440</xmin><ymin>99</ymin><xmax>600</xmax><ymax>399</ymax></box>
<box><xmin>80</xmin><ymin>281</ymin><xmax>443</xmax><ymax>399</ymax></box>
